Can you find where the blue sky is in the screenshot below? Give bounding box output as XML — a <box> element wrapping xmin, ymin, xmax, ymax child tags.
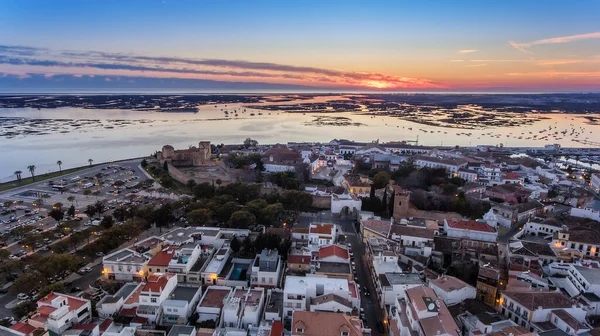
<box><xmin>1</xmin><ymin>0</ymin><xmax>599</xmax><ymax>90</ymax></box>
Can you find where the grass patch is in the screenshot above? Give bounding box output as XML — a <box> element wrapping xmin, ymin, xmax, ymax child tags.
<box><xmin>0</xmin><ymin>166</ymin><xmax>93</xmax><ymax>192</ymax></box>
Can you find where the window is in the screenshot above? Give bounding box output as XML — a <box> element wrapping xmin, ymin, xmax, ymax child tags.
<box><xmin>269</xmin><ymin>277</ymin><xmax>273</xmax><ymax>284</ymax></box>
<box><xmin>287</xmin><ymin>311</ymin><xmax>293</xmax><ymax>316</ymax></box>
<box><xmin>566</xmin><ymin>328</ymin><xmax>570</xmax><ymax>333</ymax></box>
<box><xmin>149</xmin><ymin>268</ymin><xmax>152</xmax><ymax>272</ymax></box>
<box><xmin>296</xmin><ymin>329</ymin><xmax>304</xmax><ymax>333</ymax></box>
<box><xmin>342</xmin><ymin>332</ymin><xmax>349</xmax><ymax>336</ymax></box>
<box><xmin>296</xmin><ymin>303</ymin><xmax>301</xmax><ymax>308</ymax></box>
<box><xmin>151</xmin><ymin>298</ymin><xmax>157</xmax><ymax>303</ymax></box>
<box><xmin>554</xmin><ymin>317</ymin><xmax>558</xmax><ymax>324</ymax></box>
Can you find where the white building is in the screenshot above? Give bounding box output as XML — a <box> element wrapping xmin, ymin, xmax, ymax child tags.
<box><xmin>102</xmin><ymin>248</ymin><xmax>149</xmax><ymax>281</ymax></box>
<box><xmin>221</xmin><ymin>287</ymin><xmax>265</xmax><ymax>329</ymax></box>
<box><xmin>29</xmin><ymin>293</ymin><xmax>92</xmax><ymax>335</ymax></box>
<box><xmin>308</xmin><ymin>223</ymin><xmax>337</xmax><ymax>247</ymax></box>
<box><xmin>330</xmin><ymin>193</ymin><xmax>362</xmax><ymax>217</ymax></box>
<box><xmin>429</xmin><ymin>276</ymin><xmax>477</xmax><ymax>306</ymax></box>
<box><xmin>96</xmin><ymin>283</ymin><xmax>142</xmax><ymax>318</ymax></box>
<box><xmin>196</xmin><ymin>286</ymin><xmax>233</xmax><ymax>324</ymax></box>
<box><xmin>137</xmin><ymin>273</ymin><xmax>178</xmax><ymax>324</ymax></box>
<box><xmin>202</xmin><ymin>247</ymin><xmax>231</xmax><ymax>285</ymax></box>
<box><xmin>548</xmin><ymin>260</ymin><xmax>600</xmax><ymax>298</ymax></box>
<box><xmin>161</xmin><ymin>285</ymin><xmax>203</xmax><ymax>325</ymax></box>
<box><xmin>414</xmin><ymin>155</ymin><xmax>468</xmax><ymax>174</ymax></box>
<box><xmin>522</xmin><ymin>219</ymin><xmax>562</xmax><ymax>239</ymax></box>
<box><xmin>443</xmin><ymin>218</ymin><xmax>498</xmax><ymax>242</ymax></box>
<box><xmin>378</xmin><ymin>272</ymin><xmax>422</xmax><ymax>308</ymax></box>
<box><xmin>457</xmin><ymin>169</ymin><xmax>479</xmax><ymax>183</ymax></box>
<box><xmin>251</xmin><ymin>249</ymin><xmax>282</xmax><ymax>287</ymax></box>
<box><xmin>390</xmin><ymin>286</ymin><xmax>460</xmax><ymax>336</ymax></box>
<box><xmin>283</xmin><ymin>275</ymin><xmax>355</xmax><ymax>319</ymax></box>
<box><xmin>570</xmin><ymin>200</ymin><xmax>600</xmax><ymax>222</ymax></box>
<box><xmin>500</xmin><ymin>290</ymin><xmax>587</xmax><ymax>332</ymax></box>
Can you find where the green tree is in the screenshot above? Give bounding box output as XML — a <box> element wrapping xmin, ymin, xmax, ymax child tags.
<box><xmin>94</xmin><ymin>200</ymin><xmax>105</xmax><ymax>214</ymax></box>
<box><xmin>163</xmin><ymin>161</ymin><xmax>169</xmax><ymax>171</ymax></box>
<box><xmin>230</xmin><ymin>236</ymin><xmax>241</xmax><ymax>254</ymax></box>
<box><xmin>216</xmin><ymin>201</ymin><xmax>240</xmax><ymax>222</ymax></box>
<box><xmin>151</xmin><ymin>203</ymin><xmax>174</xmax><ymax>231</ymax></box>
<box><xmin>245</xmin><ymin>199</ymin><xmax>268</xmax><ymax>217</ymax></box>
<box><xmin>193</xmin><ymin>182</ymin><xmax>216</xmax><ymax>199</ymax></box>
<box><xmin>113</xmin><ymin>206</ymin><xmax>128</xmax><ymax>222</ymax></box>
<box><xmin>48</xmin><ymin>208</ymin><xmax>64</xmax><ymax>223</ymax></box>
<box><xmin>83</xmin><ymin>189</ymin><xmax>92</xmax><ymax>198</ymax></box>
<box><xmin>187</xmin><ymin>208</ymin><xmax>213</xmax><ymax>226</ymax></box>
<box><xmin>186</xmin><ymin>179</ymin><xmax>197</xmax><ymax>190</ymax></box>
<box><xmin>101</xmin><ymin>215</ymin><xmax>114</xmax><ymax>229</ymax></box>
<box><xmin>27</xmin><ymin>165</ymin><xmax>36</xmax><ymax>180</ymax></box>
<box><xmin>85</xmin><ymin>204</ymin><xmax>97</xmax><ymax>218</ymax></box>
<box><xmin>56</xmin><ymin>160</ymin><xmax>63</xmax><ymax>172</ymax></box>
<box><xmin>14</xmin><ymin>170</ymin><xmax>22</xmax><ymax>182</ymax></box>
<box><xmin>67</xmin><ymin>205</ymin><xmax>76</xmax><ymax>217</ymax></box>
<box><xmin>260</xmin><ymin>203</ymin><xmax>284</xmax><ymax>225</ymax></box>
<box><xmin>229</xmin><ymin>210</ymin><xmax>256</xmax><ymax>229</ymax></box>
<box><xmin>243</xmin><ymin>137</ymin><xmax>258</xmax><ymax>148</ymax></box>
<box><xmin>88</xmin><ymin>158</ymin><xmax>94</xmax><ymax>166</ymax></box>
<box><xmin>372</xmin><ymin>171</ymin><xmax>391</xmax><ymax>189</ymax></box>
<box><xmin>141</xmin><ymin>159</ymin><xmax>148</xmax><ymax>168</ymax></box>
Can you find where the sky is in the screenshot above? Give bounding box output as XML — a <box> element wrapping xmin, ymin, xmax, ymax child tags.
<box><xmin>1</xmin><ymin>0</ymin><xmax>599</xmax><ymax>92</ymax></box>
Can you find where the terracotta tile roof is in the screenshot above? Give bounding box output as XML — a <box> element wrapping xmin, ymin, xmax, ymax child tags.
<box><xmin>72</xmin><ymin>323</ymin><xmax>98</xmax><ymax>331</ymax></box>
<box><xmin>319</xmin><ymin>245</ymin><xmax>349</xmax><ymax>260</ymax></box>
<box><xmin>10</xmin><ymin>322</ymin><xmax>37</xmax><ymax>335</ymax></box>
<box><xmin>292</xmin><ymin>311</ymin><xmax>362</xmax><ymax>336</ymax></box>
<box><xmin>392</xmin><ymin>185</ymin><xmax>410</xmax><ymax>195</ymax></box>
<box><xmin>489</xmin><ymin>326</ymin><xmax>532</xmax><ymax>336</ymax></box>
<box><xmin>311</xmin><ymin>294</ymin><xmax>352</xmax><ymax>308</ymax></box>
<box><xmin>147</xmin><ymin>248</ymin><xmax>175</xmax><ymax>266</ymax></box>
<box><xmin>310</xmin><ymin>223</ymin><xmax>334</xmax><ymax>235</ymax></box>
<box><xmin>132</xmin><ymin>316</ymin><xmax>149</xmax><ymax>324</ymax></box>
<box><xmin>430</xmin><ymin>276</ymin><xmax>472</xmax><ymax>293</ymax></box>
<box><xmin>293</xmin><ymin>228</ymin><xmax>309</xmax><ymax>234</ymax></box>
<box><xmin>445</xmin><ymin>218</ymin><xmax>496</xmax><ymax>233</ymax></box>
<box><xmin>405</xmin><ymin>286</ymin><xmax>459</xmax><ymax>336</ymax></box>
<box><xmin>99</xmin><ymin>319</ymin><xmax>113</xmax><ymax>332</ymax></box>
<box><xmin>38</xmin><ymin>292</ymin><xmax>88</xmax><ymax>311</ymax></box>
<box><xmin>199</xmin><ymin>288</ymin><xmax>231</xmax><ymax>308</ymax></box>
<box><xmin>37</xmin><ymin>305</ymin><xmax>57</xmax><ymax>316</ymax></box>
<box><xmin>288</xmin><ymin>254</ymin><xmax>312</xmax><ymax>265</ymax></box>
<box><xmin>142</xmin><ymin>274</ymin><xmax>172</xmax><ymax>292</ymax></box>
<box><xmin>552</xmin><ymin>309</ymin><xmax>587</xmax><ymax>330</ymax></box>
<box><xmin>503</xmin><ymin>290</ymin><xmax>573</xmax><ymax>310</ymax></box>
<box><xmin>363</xmin><ymin>219</ymin><xmax>391</xmax><ymax>237</ymax></box>
<box><xmin>270</xmin><ymin>321</ymin><xmax>284</xmax><ymax>336</ymax></box>
<box><xmin>125</xmin><ymin>284</ymin><xmax>143</xmax><ymax>305</ymax></box>
<box><xmin>478</xmin><ymin>266</ymin><xmax>500</xmax><ymax>279</ymax></box>
<box><xmin>119</xmin><ymin>307</ymin><xmax>138</xmax><ymax>316</ymax></box>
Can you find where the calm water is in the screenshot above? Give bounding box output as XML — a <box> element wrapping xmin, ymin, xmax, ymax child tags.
<box><xmin>1</xmin><ymin>96</ymin><xmax>599</xmax><ymax>180</ymax></box>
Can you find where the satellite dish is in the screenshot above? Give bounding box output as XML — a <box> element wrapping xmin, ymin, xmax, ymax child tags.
<box><xmin>428</xmin><ymin>303</ymin><xmax>436</xmax><ymax>310</ymax></box>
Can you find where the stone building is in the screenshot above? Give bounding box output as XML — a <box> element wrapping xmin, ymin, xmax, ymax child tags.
<box><xmin>158</xmin><ymin>141</ymin><xmax>211</xmax><ymax>167</ymax></box>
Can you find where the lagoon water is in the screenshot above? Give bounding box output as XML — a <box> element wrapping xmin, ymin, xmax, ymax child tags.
<box><xmin>1</xmin><ymin>96</ymin><xmax>599</xmax><ymax>180</ymax></box>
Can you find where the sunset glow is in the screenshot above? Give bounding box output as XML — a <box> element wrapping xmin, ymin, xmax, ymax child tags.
<box><xmin>0</xmin><ymin>0</ymin><xmax>598</xmax><ymax>91</ymax></box>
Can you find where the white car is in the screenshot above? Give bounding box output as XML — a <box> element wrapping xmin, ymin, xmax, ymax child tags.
<box><xmin>17</xmin><ymin>293</ymin><xmax>29</xmax><ymax>301</ymax></box>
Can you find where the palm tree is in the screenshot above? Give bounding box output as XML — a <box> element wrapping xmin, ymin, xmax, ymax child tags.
<box><xmin>57</xmin><ymin>160</ymin><xmax>63</xmax><ymax>173</ymax></box>
<box><xmin>88</xmin><ymin>159</ymin><xmax>93</xmax><ymax>166</ymax></box>
<box><xmin>67</xmin><ymin>196</ymin><xmax>75</xmax><ymax>204</ymax></box>
<box><xmin>14</xmin><ymin>170</ymin><xmax>22</xmax><ymax>182</ymax></box>
<box><xmin>27</xmin><ymin>165</ymin><xmax>36</xmax><ymax>181</ymax></box>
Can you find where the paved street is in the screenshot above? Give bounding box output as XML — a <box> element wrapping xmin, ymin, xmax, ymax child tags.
<box><xmin>297</xmin><ymin>211</ymin><xmax>384</xmax><ymax>335</ymax></box>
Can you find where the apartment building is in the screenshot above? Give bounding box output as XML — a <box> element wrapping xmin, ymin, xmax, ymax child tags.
<box><xmin>443</xmin><ymin>218</ymin><xmax>498</xmax><ymax>242</ymax></box>
<box><xmin>196</xmin><ymin>286</ymin><xmax>233</xmax><ymax>324</ymax></box>
<box><xmin>378</xmin><ymin>272</ymin><xmax>422</xmax><ymax>308</ymax></box>
<box><xmin>202</xmin><ymin>247</ymin><xmax>231</xmax><ymax>285</ymax></box>
<box><xmin>137</xmin><ymin>273</ymin><xmax>177</xmax><ymax>324</ymax></box>
<box><xmin>308</xmin><ymin>223</ymin><xmax>337</xmax><ymax>247</ymax></box>
<box><xmin>429</xmin><ymin>275</ymin><xmax>476</xmax><ymax>306</ymax></box>
<box><xmin>283</xmin><ymin>276</ymin><xmax>356</xmax><ymax>319</ymax></box>
<box><xmin>500</xmin><ymin>290</ymin><xmax>587</xmax><ymax>332</ymax></box>
<box><xmin>161</xmin><ymin>285</ymin><xmax>202</xmax><ymax>325</ymax></box>
<box><xmin>414</xmin><ymin>155</ymin><xmax>468</xmax><ymax>174</ymax></box>
<box><xmin>251</xmin><ymin>249</ymin><xmax>282</xmax><ymax>288</ymax></box>
<box><xmin>28</xmin><ymin>292</ymin><xmax>92</xmax><ymax>335</ymax></box>
<box><xmin>291</xmin><ymin>311</ymin><xmax>364</xmax><ymax>336</ymax></box>
<box><xmin>548</xmin><ymin>260</ymin><xmax>600</xmax><ymax>297</ymax></box>
<box><xmin>102</xmin><ymin>248</ymin><xmax>150</xmax><ymax>281</ymax></box>
<box><xmin>221</xmin><ymin>287</ymin><xmax>266</xmax><ymax>329</ymax></box>
<box><xmin>391</xmin><ymin>286</ymin><xmax>459</xmax><ymax>336</ymax></box>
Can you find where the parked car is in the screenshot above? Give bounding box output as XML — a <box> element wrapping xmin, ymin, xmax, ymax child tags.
<box><xmin>17</xmin><ymin>293</ymin><xmax>29</xmax><ymax>301</ymax></box>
